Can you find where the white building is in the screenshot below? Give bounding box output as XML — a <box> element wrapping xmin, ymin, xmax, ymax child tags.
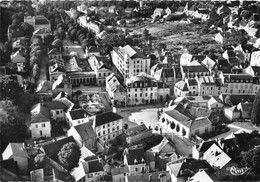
<box><xmin>93</xmin><ymin>111</ymin><xmax>124</xmax><ymax>142</ymax></box>
<box><xmin>66</xmin><ymin>108</ymin><xmax>93</xmax><ymax>127</ymax></box>
<box><xmin>126</xmin><ymin>72</ymin><xmax>158</xmax><ymax>105</ymax></box>
<box><xmin>250</xmin><ymin>51</ymin><xmax>260</xmax><ymax>67</ymax></box>
<box><xmin>111</xmin><ymin>45</ymin><xmax>151</xmax><ymax>79</ymax></box>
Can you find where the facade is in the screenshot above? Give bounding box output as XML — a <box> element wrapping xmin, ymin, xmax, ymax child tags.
<box><xmin>68</xmin><ymin>122</ymin><xmax>97</xmax><ymax>152</ymax></box>
<box><xmin>111</xmin><ymin>45</ymin><xmax>151</xmax><ymax>79</ymax></box>
<box><xmin>48</xmin><ymin>48</ymin><xmax>62</xmax><ymax>60</ymax></box>
<box><xmin>88</xmin><ymin>55</ymin><xmax>111</xmax><ymax>86</ymax></box>
<box><xmin>42</xmin><ymin>100</ymin><xmax>68</xmax><ymax>121</ymax></box>
<box><xmin>174</xmin><ymin>80</ymin><xmax>189</xmax><ymax>97</ymax></box>
<box><xmin>2</xmin><ymin>143</ymin><xmax>29</xmax><ymax>175</ymax></box>
<box><xmin>10</xmin><ymin>51</ymin><xmax>26</xmax><ymax>72</ymax></box>
<box><xmin>30</xmin><ymin>103</ymin><xmax>51</xmax><ymax>139</ymax></box>
<box><xmin>52</xmin><ymin>74</ymin><xmax>73</xmax><ymax>97</ymax></box>
<box><xmin>224</xmin><ymin>106</ymin><xmax>241</xmax><ymax>121</ymax></box>
<box><xmin>111</xmin><ymin>166</ymin><xmax>129</xmax><ymax>182</ymax></box>
<box><xmin>149</xmin><ymin>137</ymin><xmax>178</xmax><ymax>158</ymax></box>
<box><xmin>125</xmin><ymin>124</ymin><xmax>152</xmax><ymax>145</ymax></box>
<box><xmin>93</xmin><ymin>112</ymin><xmax>124</xmax><ymax>142</ymax></box>
<box><xmin>66</xmin><ymin>108</ymin><xmax>93</xmax><ymax>127</ymax></box>
<box><xmin>49</xmin><ymin>59</ymin><xmax>65</xmax><ymax>82</ymax></box>
<box><xmin>123</xmin><ymin>147</ymin><xmax>149</xmax><ymax>174</ymax></box>
<box><xmin>86</xmin><ymin>46</ymin><xmax>101</xmax><ymax>57</ymax></box>
<box><xmin>197</xmin><ymin>76</ymin><xmax>218</xmax><ymax>96</ymax></box>
<box><xmin>181</xmin><ymin>64</ymin><xmax>211</xmax><ymax>80</ymax></box>
<box><xmin>126</xmin><ymin>72</ymin><xmax>158</xmax><ymax>105</ymax></box>
<box><xmin>106</xmin><ymin>73</ymin><xmax>126</xmax><ymax>106</ymax></box>
<box><xmin>250</xmin><ymin>51</ymin><xmax>260</xmax><ymax>67</ymax></box>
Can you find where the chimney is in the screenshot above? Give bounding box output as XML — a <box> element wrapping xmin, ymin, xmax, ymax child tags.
<box><xmin>148</xmin><ymin>174</ymin><xmax>152</xmax><ymax>181</ymax></box>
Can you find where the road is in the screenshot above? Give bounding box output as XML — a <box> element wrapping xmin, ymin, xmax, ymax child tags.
<box><xmin>37</xmin><ymin>54</ymin><xmax>48</xmax><ymax>84</ymax></box>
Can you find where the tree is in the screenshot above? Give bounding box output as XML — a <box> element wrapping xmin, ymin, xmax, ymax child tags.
<box><xmin>162</xmin><ymin>118</ymin><xmax>165</xmax><ymax>123</ymax></box>
<box><xmin>241</xmin><ymin>146</ymin><xmax>260</xmax><ymax>175</ymax></box>
<box><xmin>0</xmin><ymin>78</ymin><xmax>24</xmax><ymax>101</ymax></box>
<box><xmin>58</xmin><ymin>142</ymin><xmax>81</xmax><ymax>170</ymax></box>
<box><xmin>176</xmin><ymin>124</ymin><xmax>180</xmax><ymax>132</ymax></box>
<box><xmin>182</xmin><ymin>128</ymin><xmax>186</xmax><ymax>136</ymax></box>
<box><xmin>170</xmin><ymin>122</ymin><xmax>176</xmax><ymax>130</ymax></box>
<box><xmin>142</xmin><ymin>28</ymin><xmax>149</xmax><ymax>42</ymax></box>
<box><xmin>251</xmin><ymin>90</ymin><xmax>260</xmax><ymax>126</ymax></box>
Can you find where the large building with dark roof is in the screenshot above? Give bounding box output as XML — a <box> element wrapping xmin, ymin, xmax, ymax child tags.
<box><xmin>93</xmin><ymin>111</ymin><xmax>124</xmax><ymax>142</ymax></box>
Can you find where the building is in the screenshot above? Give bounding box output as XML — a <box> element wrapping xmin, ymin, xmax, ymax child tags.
<box><xmin>207</xmin><ymin>96</ymin><xmax>224</xmax><ymax>111</ymax></box>
<box><xmin>126</xmin><ymin>171</ymin><xmax>170</xmax><ymax>182</ymax></box>
<box><xmin>192</xmin><ymin>140</ymin><xmax>219</xmax><ymax>160</ymax></box>
<box><xmin>167</xmin><ymin>158</ymin><xmax>214</xmax><ymax>182</ymax></box>
<box><xmin>66</xmin><ymin>108</ymin><xmax>93</xmax><ymax>127</ymax></box>
<box><xmin>2</xmin><ymin>143</ymin><xmax>29</xmax><ymax>175</ymax></box>
<box><xmin>30</xmin><ymin>103</ymin><xmax>51</xmax><ymax>139</ymax></box>
<box><xmin>48</xmin><ymin>48</ymin><xmax>62</xmax><ymax>60</ymax></box>
<box><xmin>93</xmin><ymin>111</ymin><xmax>124</xmax><ymax>142</ymax></box>
<box><xmin>86</xmin><ymin>46</ymin><xmax>100</xmax><ymax>57</ymax></box>
<box><xmin>160</xmin><ymin>106</ymin><xmax>213</xmax><ymax>138</ymax></box>
<box><xmin>197</xmin><ymin>76</ymin><xmax>218</xmax><ymax>96</ymax></box>
<box><xmin>32</xmin><ymin>27</ymin><xmax>52</xmax><ymax>40</ymax></box>
<box><xmin>152</xmin><ymin>63</ymin><xmax>176</xmax><ymax>85</ymax></box>
<box><xmin>88</xmin><ymin>55</ymin><xmax>111</xmax><ymax>86</ymax></box>
<box><xmin>41</xmin><ymin>100</ymin><xmax>68</xmax><ymax>121</ymax></box>
<box><xmin>149</xmin><ymin>137</ymin><xmax>178</xmax><ymax>158</ymax></box>
<box><xmin>123</xmin><ymin>147</ymin><xmax>149</xmax><ymax>174</ymax></box>
<box><xmin>125</xmin><ymin>124</ymin><xmax>152</xmax><ymax>145</ymax></box>
<box><xmin>24</xmin><ymin>15</ymin><xmax>51</xmax><ymax>31</ymax></box>
<box><xmin>111</xmin><ymin>45</ymin><xmax>151</xmax><ymax>79</ymax></box>
<box><xmin>49</xmin><ymin>59</ymin><xmax>65</xmax><ymax>82</ymax></box>
<box><xmin>174</xmin><ymin>80</ymin><xmax>189</xmax><ymax>97</ymax></box>
<box><xmin>108</xmin><ymin>6</ymin><xmax>116</xmax><ymax>13</ymax></box>
<box><xmin>126</xmin><ymin>72</ymin><xmax>158</xmax><ymax>105</ymax></box>
<box><xmin>151</xmin><ymin>8</ymin><xmax>165</xmax><ymax>19</ymax></box>
<box><xmin>68</xmin><ymin>122</ymin><xmax>97</xmax><ymax>152</ymax></box>
<box><xmin>187</xmin><ymin>169</ymin><xmax>219</xmax><ymax>182</ymax></box>
<box><xmin>111</xmin><ymin>166</ymin><xmax>129</xmax><ymax>182</ymax></box>
<box><xmin>181</xmin><ymin>64</ymin><xmax>211</xmax><ymax>80</ymax></box>
<box><xmin>106</xmin><ymin>73</ymin><xmax>126</xmax><ymax>107</ymax></box>
<box><xmin>10</xmin><ymin>50</ymin><xmax>26</xmax><ymax>72</ymax></box>
<box><xmin>250</xmin><ymin>51</ymin><xmax>260</xmax><ymax>67</ymax></box>
<box><xmin>52</xmin><ymin>74</ymin><xmax>72</xmax><ymax>97</ymax></box>
<box><xmin>186</xmin><ymin>78</ymin><xmax>199</xmax><ymax>96</ymax></box>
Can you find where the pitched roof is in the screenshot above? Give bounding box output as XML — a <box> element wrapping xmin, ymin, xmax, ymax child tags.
<box><xmin>106</xmin><ymin>73</ymin><xmax>126</xmax><ymax>93</ymax></box>
<box><xmin>195</xmin><ymin>140</ymin><xmax>219</xmax><ymax>153</ymax></box>
<box><xmin>48</xmin><ymin>48</ymin><xmax>61</xmax><ymax>55</ymax></box>
<box><xmin>126</xmin><ymin>171</ymin><xmax>170</xmax><ymax>181</ymax></box>
<box><xmin>118</xmin><ymin>45</ymin><xmax>148</xmax><ymax>59</ymax></box>
<box><xmin>3</xmin><ymin>143</ymin><xmax>29</xmax><ymax>159</ymax></box>
<box><xmin>187</xmin><ymin>78</ymin><xmax>198</xmax><ymax>86</ymax></box>
<box><xmin>164</xmin><ymin>109</ymin><xmax>191</xmax><ymax>125</ymax></box>
<box><xmin>88</xmin><ymin>46</ymin><xmax>100</xmax><ymax>53</ymax></box>
<box><xmin>41</xmin><ymin>136</ymin><xmax>75</xmax><ymax>157</ymax></box>
<box><xmin>30</xmin><ymin>103</ymin><xmax>50</xmax><ymax>123</ymax></box>
<box><xmin>167</xmin><ymin>158</ymin><xmax>213</xmax><ymax>177</ymax></box>
<box><xmin>203</xmin><ymin>143</ymin><xmax>231</xmax><ymax>169</ymax></box>
<box><xmin>95</xmin><ymin>111</ymin><xmax>123</xmax><ymax>127</ymax></box>
<box><xmin>42</xmin><ymin>100</ymin><xmax>67</xmax><ymax>110</ymax></box>
<box><xmin>190</xmin><ymin>117</ymin><xmax>212</xmax><ymax>132</ymax></box>
<box><xmin>35</xmin><ymin>16</ymin><xmax>50</xmax><ymax>25</ymax></box>
<box><xmin>87</xmin><ymin>160</ymin><xmax>104</xmax><ymax>173</ymax></box>
<box><xmin>69</xmin><ymin>109</ymin><xmax>92</xmax><ymax>120</ymax></box>
<box><xmin>182</xmin><ymin>65</ymin><xmax>209</xmax><ymax>73</ymax></box>
<box><xmin>74</xmin><ymin>122</ymin><xmax>96</xmax><ymax>139</ymax></box>
<box><xmin>126</xmin><ymin>124</ymin><xmax>148</xmax><ymax>136</ymax></box>
<box><xmin>124</xmin><ymin>147</ymin><xmax>147</xmax><ymax>165</ymax></box>
<box><xmin>33</xmin><ymin>28</ymin><xmax>51</xmax><ymax>35</ymax></box>
<box><xmin>175</xmin><ymin>80</ymin><xmax>189</xmax><ymax>91</ymax></box>
<box><xmin>151</xmin><ymin>137</ymin><xmax>176</xmax><ymax>154</ymax></box>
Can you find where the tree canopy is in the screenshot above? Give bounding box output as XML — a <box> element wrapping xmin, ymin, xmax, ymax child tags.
<box><xmin>251</xmin><ymin>89</ymin><xmax>260</xmax><ymax>126</ymax></box>
<box><xmin>58</xmin><ymin>142</ymin><xmax>81</xmax><ymax>171</ymax></box>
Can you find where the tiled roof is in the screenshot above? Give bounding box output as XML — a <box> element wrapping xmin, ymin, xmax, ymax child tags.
<box><xmin>124</xmin><ymin>147</ymin><xmax>147</xmax><ymax>165</ymax></box>
<box><xmin>182</xmin><ymin>65</ymin><xmax>209</xmax><ymax>73</ymax></box>
<box><xmin>74</xmin><ymin>122</ymin><xmax>96</xmax><ymax>139</ymax></box>
<box><xmin>164</xmin><ymin>109</ymin><xmax>191</xmax><ymax>126</ymax></box>
<box><xmin>167</xmin><ymin>158</ymin><xmax>213</xmax><ymax>177</ymax></box>
<box><xmin>196</xmin><ymin>140</ymin><xmax>219</xmax><ymax>153</ymax></box>
<box><xmin>126</xmin><ymin>124</ymin><xmax>148</xmax><ymax>136</ymax></box>
<box><xmin>42</xmin><ymin>101</ymin><xmax>67</xmax><ymax>111</ymax></box>
<box><xmin>87</xmin><ymin>160</ymin><xmax>103</xmax><ymax>173</ymax></box>
<box><xmin>42</xmin><ymin>136</ymin><xmax>75</xmax><ymax>157</ymax></box>
<box><xmin>119</xmin><ymin>45</ymin><xmax>148</xmax><ymax>59</ymax></box>
<box><xmin>4</xmin><ymin>143</ymin><xmax>28</xmax><ymax>158</ymax></box>
<box><xmin>30</xmin><ymin>103</ymin><xmax>50</xmax><ymax>123</ymax></box>
<box><xmin>175</xmin><ymin>80</ymin><xmax>189</xmax><ymax>91</ymax></box>
<box><xmin>190</xmin><ymin>117</ymin><xmax>212</xmax><ymax>132</ymax></box>
<box><xmin>187</xmin><ymin>78</ymin><xmax>198</xmax><ymax>86</ymax></box>
<box><xmin>95</xmin><ymin>111</ymin><xmax>123</xmax><ymax>127</ymax></box>
<box><xmin>111</xmin><ymin>166</ymin><xmax>129</xmax><ymax>176</ymax></box>
<box><xmin>69</xmin><ymin>109</ymin><xmax>92</xmax><ymax>120</ymax></box>
<box><xmin>106</xmin><ymin>73</ymin><xmax>126</xmax><ymax>93</ymax></box>
<box><xmin>35</xmin><ymin>16</ymin><xmax>49</xmax><ymax>25</ymax></box>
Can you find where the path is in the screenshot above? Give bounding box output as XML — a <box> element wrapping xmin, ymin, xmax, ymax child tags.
<box><xmin>37</xmin><ymin>54</ymin><xmax>48</xmax><ymax>84</ymax></box>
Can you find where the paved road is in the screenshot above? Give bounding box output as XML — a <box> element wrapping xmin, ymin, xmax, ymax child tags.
<box><xmin>37</xmin><ymin>54</ymin><xmax>48</xmax><ymax>84</ymax></box>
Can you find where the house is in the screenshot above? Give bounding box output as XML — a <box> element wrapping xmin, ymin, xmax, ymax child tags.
<box><xmin>161</xmin><ymin>107</ymin><xmax>213</xmax><ymax>138</ymax></box>
<box><xmin>41</xmin><ymin>136</ymin><xmax>76</xmax><ymax>171</ymax></box>
<box><xmin>33</xmin><ymin>27</ymin><xmax>52</xmax><ymax>40</ymax></box>
<box><xmin>250</xmin><ymin>51</ymin><xmax>260</xmax><ymax>67</ymax></box>
<box><xmin>157</xmin><ymin>82</ymin><xmax>171</xmax><ymax>102</ymax></box>
<box><xmin>186</xmin><ymin>78</ymin><xmax>199</xmax><ymax>96</ymax></box>
<box><xmin>153</xmin><ymin>64</ymin><xmax>175</xmax><ymax>85</ymax></box>
<box><xmin>111</xmin><ymin>166</ymin><xmax>129</xmax><ymax>182</ymax></box>
<box><xmin>219</xmin><ymin>94</ymin><xmax>256</xmax><ymax>106</ymax></box>
<box><xmin>66</xmin><ymin>108</ymin><xmax>93</xmax><ymax>127</ymax></box>
<box><xmin>30</xmin><ymin>103</ymin><xmax>51</xmax><ymax>139</ymax></box>
<box><xmin>108</xmin><ymin>6</ymin><xmax>116</xmax><ymax>13</ymax></box>
<box><xmin>126</xmin><ymin>171</ymin><xmax>170</xmax><ymax>182</ymax></box>
<box><xmin>201</xmin><ymin>56</ymin><xmax>216</xmax><ymax>72</ymax></box>
<box><xmin>35</xmin><ymin>81</ymin><xmax>53</xmax><ymax>100</ymax></box>
<box><xmin>88</xmin><ymin>55</ymin><xmax>111</xmax><ymax>86</ymax></box>
<box><xmin>106</xmin><ymin>73</ymin><xmax>126</xmax><ymax>107</ymax></box>
<box><xmin>253</xmin><ymin>77</ymin><xmax>260</xmax><ymax>94</ymax></box>
<box><xmin>2</xmin><ymin>143</ymin><xmax>29</xmax><ymax>174</ymax></box>
<box><xmin>224</xmin><ymin>106</ymin><xmax>240</xmax><ymax>121</ymax></box>
<box><xmin>197</xmin><ymin>76</ymin><xmax>218</xmax><ymax>96</ymax></box>
<box><xmin>207</xmin><ymin>96</ymin><xmax>224</xmax><ymax>111</ymax></box>
<box><xmin>68</xmin><ymin>122</ymin><xmax>97</xmax><ymax>152</ymax></box>
<box><xmin>181</xmin><ymin>64</ymin><xmax>210</xmax><ymax>80</ymax></box>
<box><xmin>151</xmin><ymin>8</ymin><xmax>165</xmax><ymax>19</ymax></box>
<box><xmin>111</xmin><ymin>45</ymin><xmax>151</xmax><ymax>79</ymax></box>
<box><xmin>187</xmin><ymin>169</ymin><xmax>219</xmax><ymax>182</ymax></box>
<box><xmin>10</xmin><ymin>50</ymin><xmax>26</xmax><ymax>72</ymax></box>
<box><xmin>8</xmin><ymin>26</ymin><xmax>24</xmax><ymax>41</ymax></box>
<box><xmin>123</xmin><ymin>147</ymin><xmax>149</xmax><ymax>174</ymax></box>
<box><xmin>126</xmin><ymin>124</ymin><xmax>152</xmax><ymax>145</ymax></box>
<box><xmin>203</xmin><ymin>143</ymin><xmax>239</xmax><ymax>180</ymax></box>
<box><xmin>52</xmin><ymin>169</ymin><xmax>74</xmax><ymax>182</ymax></box>
<box><xmin>52</xmin><ymin>74</ymin><xmax>72</xmax><ymax>97</ymax></box>
<box><xmin>174</xmin><ymin>80</ymin><xmax>189</xmax><ymax>97</ymax></box>
<box><xmin>41</xmin><ymin>100</ymin><xmax>68</xmax><ymax>121</ymax></box>
<box><xmin>236</xmin><ymin>102</ymin><xmax>253</xmax><ymax>119</ymax></box>
<box><xmin>48</xmin><ymin>48</ymin><xmax>62</xmax><ymax>60</ymax></box>
<box><xmin>215</xmin><ymin>32</ymin><xmax>224</xmax><ymax>44</ymax></box>
<box><xmin>192</xmin><ymin>140</ymin><xmax>219</xmax><ymax>160</ymax></box>
<box><xmin>126</xmin><ymin>72</ymin><xmax>158</xmax><ymax>105</ymax></box>
<box><xmin>149</xmin><ymin>137</ymin><xmax>178</xmax><ymax>158</ymax></box>
<box><xmin>86</xmin><ymin>46</ymin><xmax>100</xmax><ymax>57</ymax></box>
<box><xmin>93</xmin><ymin>111</ymin><xmax>124</xmax><ymax>142</ymax></box>
<box><xmin>166</xmin><ymin>158</ymin><xmax>214</xmax><ymax>182</ymax></box>
<box><xmin>49</xmin><ymin>59</ymin><xmax>65</xmax><ymax>82</ymax></box>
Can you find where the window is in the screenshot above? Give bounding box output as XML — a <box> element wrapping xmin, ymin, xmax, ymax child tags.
<box><xmin>42</xmin><ymin>123</ymin><xmax>45</xmax><ymax>127</ymax></box>
<box><xmin>107</xmin><ymin>123</ymin><xmax>110</xmax><ymax>127</ymax></box>
<box><xmin>99</xmin><ymin>73</ymin><xmax>101</xmax><ymax>77</ymax></box>
<box><xmin>35</xmin><ymin>124</ymin><xmax>38</xmax><ymax>128</ymax></box>
<box><xmin>135</xmin><ymin>168</ymin><xmax>138</xmax><ymax>171</ymax></box>
<box><xmin>108</xmin><ymin>129</ymin><xmax>110</xmax><ymax>133</ymax></box>
<box><xmin>98</xmin><ymin>133</ymin><xmax>100</xmax><ymax>136</ymax></box>
<box><xmin>140</xmin><ymin>93</ymin><xmax>142</xmax><ymax>97</ymax></box>
<box><xmin>103</xmin><ymin>125</ymin><xmax>105</xmax><ymax>129</ymax></box>
<box><xmin>135</xmin><ymin>94</ymin><xmax>137</xmax><ymax>97</ymax></box>
<box><xmin>151</xmin><ymin>88</ymin><xmax>153</xmax><ymax>91</ymax></box>
<box><xmin>40</xmin><ymin>130</ymin><xmax>43</xmax><ymax>136</ymax></box>
<box><xmin>146</xmin><ymin>93</ymin><xmax>148</xmax><ymax>96</ymax></box>
<box><xmin>56</xmin><ymin>110</ymin><xmax>59</xmax><ymax>114</ymax></box>
<box><xmin>151</xmin><ymin>93</ymin><xmax>153</xmax><ymax>96</ymax></box>
<box><xmin>117</xmin><ymin>126</ymin><xmax>119</xmax><ymax>130</ymax></box>
<box><xmin>135</xmin><ymin>89</ymin><xmax>137</xmax><ymax>92</ymax></box>
<box><xmin>113</xmin><ymin>128</ymin><xmax>115</xmax><ymax>131</ymax></box>
<box><xmin>103</xmin><ymin>131</ymin><xmax>106</xmax><ymax>135</ymax></box>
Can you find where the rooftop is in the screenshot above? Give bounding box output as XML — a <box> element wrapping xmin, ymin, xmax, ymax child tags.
<box><xmin>74</xmin><ymin>122</ymin><xmax>96</xmax><ymax>139</ymax></box>
<box><xmin>95</xmin><ymin>111</ymin><xmax>123</xmax><ymax>127</ymax></box>
<box><xmin>69</xmin><ymin>109</ymin><xmax>92</xmax><ymax>120</ymax></box>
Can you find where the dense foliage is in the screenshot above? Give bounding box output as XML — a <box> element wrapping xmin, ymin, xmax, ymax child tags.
<box><xmin>251</xmin><ymin>90</ymin><xmax>260</xmax><ymax>126</ymax></box>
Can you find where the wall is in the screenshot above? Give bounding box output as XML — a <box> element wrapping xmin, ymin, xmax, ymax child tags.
<box><xmin>50</xmin><ymin>109</ymin><xmax>65</xmax><ymax>121</ymax></box>
<box><xmin>13</xmin><ymin>156</ymin><xmax>28</xmax><ymax>174</ymax></box>
<box><xmin>31</xmin><ymin>121</ymin><xmax>51</xmax><ymax>139</ymax></box>
<box><xmin>127</xmin><ymin>86</ymin><xmax>158</xmax><ymax>105</ymax></box>
<box><xmin>112</xmin><ymin>174</ymin><xmax>125</xmax><ymax>182</ymax></box>
<box><xmin>126</xmin><ymin>129</ymin><xmax>153</xmax><ymax>145</ymax></box>
<box><xmin>96</xmin><ymin>119</ymin><xmax>124</xmax><ymax>141</ymax></box>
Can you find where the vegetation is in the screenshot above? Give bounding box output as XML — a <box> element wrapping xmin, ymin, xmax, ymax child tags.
<box><xmin>58</xmin><ymin>142</ymin><xmax>81</xmax><ymax>171</ymax></box>
<box><xmin>241</xmin><ymin>146</ymin><xmax>260</xmax><ymax>178</ymax></box>
<box><xmin>251</xmin><ymin>90</ymin><xmax>260</xmax><ymax>126</ymax></box>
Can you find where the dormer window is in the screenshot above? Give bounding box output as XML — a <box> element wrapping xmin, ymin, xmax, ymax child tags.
<box><xmin>141</xmin><ymin>158</ymin><xmax>145</xmax><ymax>164</ymax></box>
<box><xmin>134</xmin><ymin>159</ymin><xmax>138</xmax><ymax>164</ymax></box>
